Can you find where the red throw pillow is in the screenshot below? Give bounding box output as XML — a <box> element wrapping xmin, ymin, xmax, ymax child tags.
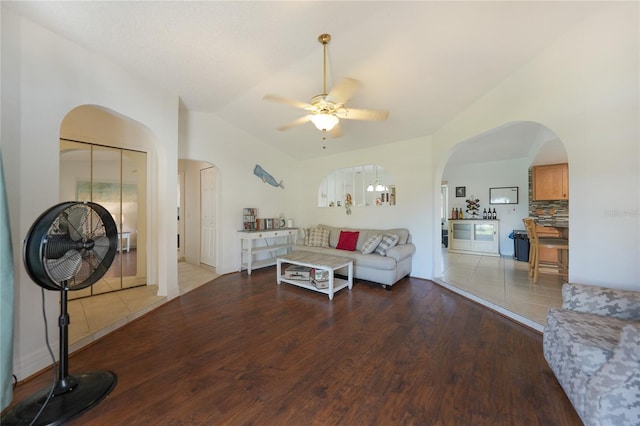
<box><xmin>336</xmin><ymin>231</ymin><xmax>359</xmax><ymax>251</ymax></box>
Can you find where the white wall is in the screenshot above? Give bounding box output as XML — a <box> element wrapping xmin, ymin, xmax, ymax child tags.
<box><xmin>443</xmin><ymin>158</ymin><xmax>530</xmax><ymax>256</ymax></box>
<box><xmin>294</xmin><ymin>136</ymin><xmax>434</xmax><ymax>279</ymax></box>
<box><xmin>1</xmin><ymin>11</ymin><xmax>180</xmax><ymax>379</ymax></box>
<box><xmin>178</xmin><ymin>111</ymin><xmax>301</xmax><ymax>275</ymax></box>
<box><xmin>432</xmin><ymin>4</ymin><xmax>639</xmax><ymax>289</ymax></box>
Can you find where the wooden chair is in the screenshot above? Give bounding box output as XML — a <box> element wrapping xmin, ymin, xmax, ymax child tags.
<box><xmin>522</xmin><ymin>218</ymin><xmax>569</xmax><ymax>283</ymax></box>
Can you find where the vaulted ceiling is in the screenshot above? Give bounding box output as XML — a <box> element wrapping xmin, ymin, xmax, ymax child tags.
<box><xmin>5</xmin><ymin>1</ymin><xmax>603</xmax><ymax>160</ymax></box>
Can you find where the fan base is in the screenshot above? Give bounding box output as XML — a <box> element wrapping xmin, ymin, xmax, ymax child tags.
<box><xmin>1</xmin><ymin>370</ymin><xmax>117</xmax><ymax>426</ymax></box>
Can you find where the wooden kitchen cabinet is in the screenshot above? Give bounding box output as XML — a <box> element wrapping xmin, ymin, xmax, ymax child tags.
<box><xmin>533</xmin><ymin>163</ymin><xmax>568</xmax><ymax>200</ymax></box>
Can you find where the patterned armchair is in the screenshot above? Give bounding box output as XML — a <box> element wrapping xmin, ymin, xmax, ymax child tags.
<box><xmin>544</xmin><ymin>283</ymin><xmax>640</xmax><ymax>426</ymax></box>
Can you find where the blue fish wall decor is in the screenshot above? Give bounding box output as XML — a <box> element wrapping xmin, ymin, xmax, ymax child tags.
<box><xmin>254</xmin><ymin>164</ymin><xmax>284</xmax><ymax>189</ymax></box>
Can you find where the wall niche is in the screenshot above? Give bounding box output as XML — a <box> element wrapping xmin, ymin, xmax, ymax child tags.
<box><xmin>318</xmin><ymin>165</ymin><xmax>395</xmax><ymax>208</ymax></box>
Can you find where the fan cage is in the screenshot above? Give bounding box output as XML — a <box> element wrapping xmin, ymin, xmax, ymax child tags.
<box><xmin>23</xmin><ymin>201</ymin><xmax>118</xmax><ymax>291</ymax></box>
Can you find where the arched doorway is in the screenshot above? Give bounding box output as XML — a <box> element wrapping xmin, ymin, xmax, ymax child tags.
<box><xmin>436</xmin><ymin>121</ymin><xmax>569</xmax><ymax>327</ymax></box>
<box><xmin>59</xmin><ymin>105</ymin><xmax>156</xmax><ymax>299</ymax></box>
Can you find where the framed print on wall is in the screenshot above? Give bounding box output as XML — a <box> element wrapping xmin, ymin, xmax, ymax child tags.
<box><xmin>455</xmin><ymin>186</ymin><xmax>466</xmax><ymax>197</ymax></box>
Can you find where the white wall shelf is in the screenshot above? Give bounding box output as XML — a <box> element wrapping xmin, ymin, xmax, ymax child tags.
<box><xmin>238</xmin><ymin>229</ymin><xmax>298</xmax><ymax>274</ymax></box>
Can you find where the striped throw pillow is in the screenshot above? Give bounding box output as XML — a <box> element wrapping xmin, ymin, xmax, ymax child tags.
<box><xmin>375</xmin><ymin>233</ymin><xmax>399</xmax><ymax>256</ymax></box>
<box><xmin>360</xmin><ymin>234</ymin><xmax>382</xmax><ymax>254</ymax></box>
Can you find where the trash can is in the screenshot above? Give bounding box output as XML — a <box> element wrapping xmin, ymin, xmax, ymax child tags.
<box><xmin>513</xmin><ymin>230</ymin><xmax>529</xmax><ymax>262</ymax></box>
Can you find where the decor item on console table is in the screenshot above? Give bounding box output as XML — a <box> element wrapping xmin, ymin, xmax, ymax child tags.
<box><xmin>448</xmin><ymin>219</ymin><xmax>499</xmax><ymax>256</ymax></box>
<box><xmin>292</xmin><ymin>225</ymin><xmax>415</xmax><ymax>289</ymax></box>
<box><xmin>242</xmin><ymin>208</ymin><xmax>257</xmax><ymax>230</ymax></box>
<box><xmin>238</xmin><ymin>228</ymin><xmax>298</xmax><ymax>275</ymax></box>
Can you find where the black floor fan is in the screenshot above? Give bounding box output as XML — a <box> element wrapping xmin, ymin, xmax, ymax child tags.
<box><xmin>2</xmin><ymin>201</ymin><xmax>118</xmax><ymax>425</ymax></box>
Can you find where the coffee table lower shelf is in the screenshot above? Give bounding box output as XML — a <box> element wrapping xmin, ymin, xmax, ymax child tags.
<box><xmin>276</xmin><ymin>253</ymin><xmax>353</xmax><ymax>300</ymax></box>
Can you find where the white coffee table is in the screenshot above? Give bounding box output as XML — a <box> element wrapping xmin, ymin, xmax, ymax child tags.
<box><xmin>276</xmin><ymin>252</ymin><xmax>353</xmax><ymax>300</ymax></box>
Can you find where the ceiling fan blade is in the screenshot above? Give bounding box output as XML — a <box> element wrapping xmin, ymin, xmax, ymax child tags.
<box><xmin>326</xmin><ymin>78</ymin><xmax>360</xmax><ymax>105</ymax></box>
<box><xmin>263</xmin><ymin>94</ymin><xmax>312</xmax><ymax>110</ymax></box>
<box><xmin>328</xmin><ymin>123</ymin><xmax>343</xmax><ymax>139</ymax></box>
<box><xmin>336</xmin><ymin>107</ymin><xmax>389</xmax><ymax>121</ymax></box>
<box><xmin>277</xmin><ymin>115</ymin><xmax>313</xmax><ymax>131</ymax></box>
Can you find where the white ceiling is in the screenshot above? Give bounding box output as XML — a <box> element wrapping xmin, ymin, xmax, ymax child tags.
<box><xmin>5</xmin><ymin>1</ymin><xmax>602</xmax><ymax>160</ymax></box>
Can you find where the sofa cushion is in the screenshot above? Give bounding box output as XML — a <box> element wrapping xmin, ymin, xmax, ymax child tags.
<box><xmin>317</xmin><ymin>225</ymin><xmax>344</xmax><ymax>248</ymax></box>
<box><xmin>292</xmin><ymin>245</ymin><xmax>398</xmax><ymax>270</ymax></box>
<box><xmin>546</xmin><ymin>309</ymin><xmax>629</xmax><ymax>377</ymax></box>
<box><xmin>361</xmin><ymin>234</ymin><xmax>382</xmax><ymax>254</ymax></box>
<box><xmin>562</xmin><ymin>283</ymin><xmax>640</xmax><ymax>321</ymax></box>
<box><xmin>317</xmin><ymin>225</ymin><xmax>411</xmax><ymax>249</ymax></box>
<box><xmin>336</xmin><ymin>231</ymin><xmax>359</xmax><ymax>251</ymax></box>
<box><xmin>375</xmin><ymin>233</ymin><xmax>399</xmax><ymax>256</ymax></box>
<box><xmin>305</xmin><ymin>228</ymin><xmax>330</xmax><ymax>247</ymax></box>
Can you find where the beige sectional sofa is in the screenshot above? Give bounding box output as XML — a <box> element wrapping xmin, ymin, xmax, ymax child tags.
<box><xmin>292</xmin><ymin>224</ymin><xmax>416</xmax><ymax>288</ymax></box>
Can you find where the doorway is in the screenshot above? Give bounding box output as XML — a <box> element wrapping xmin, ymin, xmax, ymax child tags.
<box><xmin>178</xmin><ymin>160</ymin><xmax>218</xmax><ymax>268</ymax></box>
<box><xmin>437</xmin><ymin>121</ymin><xmax>568</xmax><ymax>327</ymax></box>
<box><xmin>60</xmin><ymin>139</ymin><xmax>148</xmax><ymax>299</ymax></box>
<box><xmin>200</xmin><ymin>166</ymin><xmax>216</xmax><ymax>267</ymax></box>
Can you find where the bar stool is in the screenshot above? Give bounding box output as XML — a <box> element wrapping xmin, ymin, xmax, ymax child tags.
<box><xmin>522</xmin><ymin>218</ymin><xmax>569</xmax><ymax>283</ymax></box>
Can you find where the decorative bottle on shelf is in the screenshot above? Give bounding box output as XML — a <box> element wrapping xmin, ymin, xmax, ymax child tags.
<box><xmin>483</xmin><ymin>208</ymin><xmax>487</xmax><ymax>219</ymax></box>
<box><xmin>492</xmin><ymin>208</ymin><xmax>497</xmax><ymax>219</ymax></box>
<box><xmin>458</xmin><ymin>209</ymin><xmax>463</xmax><ymax>219</ymax></box>
<box><xmin>451</xmin><ymin>208</ymin><xmax>456</xmax><ymax>219</ymax></box>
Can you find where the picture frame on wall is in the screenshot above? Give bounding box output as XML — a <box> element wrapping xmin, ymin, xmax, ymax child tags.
<box><xmin>455</xmin><ymin>186</ymin><xmax>466</xmax><ymax>197</ymax></box>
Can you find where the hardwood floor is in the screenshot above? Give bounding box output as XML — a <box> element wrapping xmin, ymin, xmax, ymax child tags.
<box><xmin>8</xmin><ymin>267</ymin><xmax>580</xmax><ymax>425</ymax></box>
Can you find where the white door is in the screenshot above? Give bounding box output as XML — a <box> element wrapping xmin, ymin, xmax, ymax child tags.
<box><xmin>177</xmin><ymin>172</ymin><xmax>185</xmax><ymax>260</ymax></box>
<box><xmin>200</xmin><ymin>167</ymin><xmax>216</xmax><ymax>267</ymax></box>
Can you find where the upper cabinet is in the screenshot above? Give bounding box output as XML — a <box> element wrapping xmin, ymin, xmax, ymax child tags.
<box><xmin>533</xmin><ymin>163</ymin><xmax>568</xmax><ymax>200</ymax></box>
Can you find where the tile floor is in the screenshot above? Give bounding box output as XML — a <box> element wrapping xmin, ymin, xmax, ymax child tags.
<box><xmin>68</xmin><ymin>250</ymin><xmax>562</xmax><ymax>352</ymax></box>
<box><xmin>68</xmin><ymin>262</ymin><xmax>219</xmax><ymax>353</ymax></box>
<box><xmin>435</xmin><ymin>248</ymin><xmax>564</xmax><ymax>331</ymax></box>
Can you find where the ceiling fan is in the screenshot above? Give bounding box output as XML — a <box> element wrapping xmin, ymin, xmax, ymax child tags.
<box><xmin>264</xmin><ymin>33</ymin><xmax>389</xmax><ymax>138</ymax></box>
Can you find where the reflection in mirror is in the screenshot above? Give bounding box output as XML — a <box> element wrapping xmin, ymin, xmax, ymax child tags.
<box><xmin>489</xmin><ymin>187</ymin><xmax>519</xmax><ymax>204</ymax></box>
<box><xmin>60</xmin><ymin>140</ymin><xmax>147</xmax><ymax>299</ymax></box>
<box><xmin>318</xmin><ymin>165</ymin><xmax>395</xmax><ymax>207</ymax></box>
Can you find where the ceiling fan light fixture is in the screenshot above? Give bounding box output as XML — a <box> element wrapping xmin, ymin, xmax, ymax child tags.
<box><xmin>310</xmin><ymin>113</ymin><xmax>339</xmax><ymax>131</ymax></box>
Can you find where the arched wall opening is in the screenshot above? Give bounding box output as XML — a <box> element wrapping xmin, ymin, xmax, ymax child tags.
<box><xmin>436</xmin><ymin>120</ymin><xmax>569</xmax><ymax>326</ymax></box>
<box><xmin>59</xmin><ymin>105</ymin><xmax>162</xmax><ymax>293</ymax></box>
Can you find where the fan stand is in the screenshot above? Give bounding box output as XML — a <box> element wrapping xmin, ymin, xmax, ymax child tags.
<box><xmin>2</xmin><ymin>283</ymin><xmax>117</xmax><ymax>426</ymax></box>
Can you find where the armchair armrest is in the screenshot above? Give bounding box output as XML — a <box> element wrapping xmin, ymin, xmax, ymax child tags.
<box><xmin>562</xmin><ymin>283</ymin><xmax>640</xmax><ymax>321</ymax></box>
<box><xmin>584</xmin><ymin>324</ymin><xmax>640</xmax><ymax>425</ymax></box>
<box><xmin>385</xmin><ymin>243</ymin><xmax>416</xmax><ymax>262</ymax></box>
